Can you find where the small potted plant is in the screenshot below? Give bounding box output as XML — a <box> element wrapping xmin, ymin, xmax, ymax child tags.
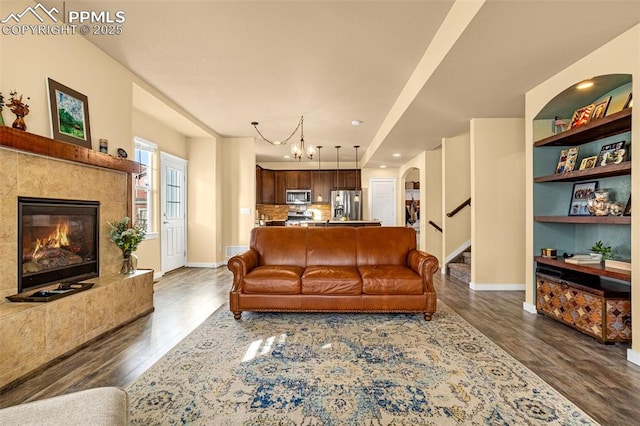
<box><xmin>108</xmin><ymin>217</ymin><xmax>146</xmax><ymax>274</ymax></box>
<box><xmin>7</xmin><ymin>90</ymin><xmax>30</xmax><ymax>131</ymax></box>
<box><xmin>591</xmin><ymin>240</ymin><xmax>613</xmax><ymax>261</ymax></box>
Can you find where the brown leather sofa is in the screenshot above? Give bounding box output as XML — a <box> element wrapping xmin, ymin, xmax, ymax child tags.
<box><xmin>227</xmin><ymin>226</ymin><xmax>439</xmax><ymax>320</ymax></box>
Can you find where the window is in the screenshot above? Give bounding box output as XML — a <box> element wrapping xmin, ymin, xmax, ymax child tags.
<box><xmin>134</xmin><ymin>137</ymin><xmax>157</xmax><ymax>236</ymax></box>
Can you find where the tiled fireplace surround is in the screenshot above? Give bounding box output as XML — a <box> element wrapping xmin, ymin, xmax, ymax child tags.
<box><xmin>0</xmin><ymin>134</ymin><xmax>154</xmax><ymax>390</ymax></box>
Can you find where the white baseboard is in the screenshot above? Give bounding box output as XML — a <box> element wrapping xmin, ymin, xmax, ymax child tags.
<box><xmin>469</xmin><ymin>282</ymin><xmax>526</xmax><ymax>291</ymax></box>
<box><xmin>522</xmin><ymin>302</ymin><xmax>537</xmax><ymax>314</ymax></box>
<box><xmin>187</xmin><ymin>262</ymin><xmax>224</xmax><ymax>268</ymax></box>
<box><xmin>628</xmin><ymin>349</ymin><xmax>640</xmax><ymax>367</ymax></box>
<box><xmin>153</xmin><ymin>271</ymin><xmax>164</xmax><ymax>281</ymax></box>
<box><xmin>440</xmin><ymin>267</ymin><xmax>447</xmax><ymax>275</ymax></box>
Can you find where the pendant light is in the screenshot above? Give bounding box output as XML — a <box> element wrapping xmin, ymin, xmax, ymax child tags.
<box><xmin>353</xmin><ymin>145</ymin><xmax>360</xmax><ymax>203</ymax></box>
<box><xmin>335</xmin><ymin>146</ymin><xmax>341</xmax><ymax>203</ymax></box>
<box><xmin>316</xmin><ymin>146</ymin><xmax>323</xmax><ymax>202</ymax></box>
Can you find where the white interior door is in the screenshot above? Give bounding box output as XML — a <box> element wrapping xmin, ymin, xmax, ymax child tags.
<box><xmin>161</xmin><ymin>152</ymin><xmax>187</xmax><ymax>273</ymax></box>
<box><xmin>369</xmin><ymin>177</ymin><xmax>397</xmax><ymax>226</ymax></box>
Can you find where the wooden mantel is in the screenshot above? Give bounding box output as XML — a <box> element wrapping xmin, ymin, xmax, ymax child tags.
<box><xmin>0</xmin><ymin>126</ymin><xmax>140</xmax><ymax>216</ymax></box>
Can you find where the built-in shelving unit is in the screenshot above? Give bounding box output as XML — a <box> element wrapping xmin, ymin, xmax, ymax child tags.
<box><xmin>532</xmin><ymin>88</ymin><xmax>632</xmax><ymax>343</ymax></box>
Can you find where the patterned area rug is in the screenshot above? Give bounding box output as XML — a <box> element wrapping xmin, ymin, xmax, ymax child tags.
<box><xmin>127</xmin><ymin>303</ymin><xmax>597</xmax><ymax>425</ymax></box>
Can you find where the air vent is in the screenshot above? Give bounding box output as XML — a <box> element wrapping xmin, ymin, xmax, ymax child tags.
<box><xmin>225</xmin><ymin>245</ymin><xmax>248</xmax><ymax>258</ymax></box>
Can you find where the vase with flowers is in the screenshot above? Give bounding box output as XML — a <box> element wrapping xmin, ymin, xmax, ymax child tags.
<box><xmin>108</xmin><ymin>217</ymin><xmax>146</xmax><ymax>274</ymax></box>
<box><xmin>8</xmin><ymin>90</ymin><xmax>30</xmax><ymax>131</ymax></box>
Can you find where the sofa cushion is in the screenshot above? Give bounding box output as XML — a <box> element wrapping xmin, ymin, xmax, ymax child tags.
<box><xmin>301</xmin><ymin>266</ymin><xmax>362</xmax><ymax>294</ymax></box>
<box><xmin>306</xmin><ymin>228</ymin><xmax>357</xmax><ymax>266</ymax></box>
<box><xmin>356</xmin><ymin>227</ymin><xmax>416</xmax><ymax>266</ymax></box>
<box><xmin>251</xmin><ymin>227</ymin><xmax>308</xmax><ymax>267</ymax></box>
<box><xmin>242</xmin><ymin>266</ymin><xmax>304</xmax><ymax>294</ymax></box>
<box><xmin>359</xmin><ymin>265</ymin><xmax>423</xmax><ymax>294</ymax></box>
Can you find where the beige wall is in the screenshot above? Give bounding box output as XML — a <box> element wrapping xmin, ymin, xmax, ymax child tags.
<box><xmin>442</xmin><ymin>131</ymin><xmax>471</xmax><ymax>260</ymax></box>
<box><xmin>525</xmin><ymin>24</ymin><xmax>639</xmax><ymax>359</ymax></box>
<box><xmin>425</xmin><ymin>147</ymin><xmax>443</xmax><ymax>263</ymax></box>
<box><xmin>470</xmin><ymin>118</ymin><xmax>525</xmax><ymax>289</ymax></box>
<box><xmin>188</xmin><ymin>136</ymin><xmax>223</xmax><ymax>265</ymax></box>
<box><xmin>222</xmin><ymin>138</ymin><xmax>256</xmax><ymax>250</ymax></box>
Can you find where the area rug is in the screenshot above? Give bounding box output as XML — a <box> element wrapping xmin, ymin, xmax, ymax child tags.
<box><xmin>126</xmin><ymin>303</ymin><xmax>597</xmax><ymax>425</ymax></box>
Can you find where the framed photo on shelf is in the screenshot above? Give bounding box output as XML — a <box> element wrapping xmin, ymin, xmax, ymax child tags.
<box><xmin>569</xmin><ymin>104</ymin><xmax>595</xmax><ymax>129</ymax></box>
<box><xmin>598</xmin><ymin>140</ymin><xmax>626</xmax><ymax>166</ymax></box>
<box><xmin>579</xmin><ymin>155</ymin><xmax>598</xmax><ymax>170</ymax></box>
<box><xmin>555</xmin><ymin>147</ymin><xmax>579</xmax><ymax>174</ymax></box>
<box><xmin>623</xmin><ymin>92</ymin><xmax>632</xmax><ymax>109</ymax></box>
<box><xmin>46</xmin><ymin>77</ymin><xmax>92</xmax><ymax>148</ymax></box>
<box><xmin>624</xmin><ymin>195</ymin><xmax>631</xmax><ymax>216</ymax></box>
<box><xmin>568</xmin><ymin>181</ymin><xmax>597</xmax><ymax>216</ymax></box>
<box><xmin>589</xmin><ymin>96</ymin><xmax>611</xmax><ymax>122</ymax></box>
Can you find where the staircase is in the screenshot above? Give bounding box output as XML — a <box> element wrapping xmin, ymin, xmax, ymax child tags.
<box><xmin>447</xmin><ymin>250</ymin><xmax>471</xmax><ymax>284</ymax></box>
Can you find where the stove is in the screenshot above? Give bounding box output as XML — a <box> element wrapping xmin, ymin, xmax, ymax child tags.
<box><xmin>286</xmin><ymin>210</ymin><xmax>313</xmax><ymax>222</ymax></box>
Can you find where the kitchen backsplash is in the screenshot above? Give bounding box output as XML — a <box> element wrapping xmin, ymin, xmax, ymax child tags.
<box><xmin>257</xmin><ymin>204</ymin><xmax>331</xmax><ymax>221</ymax></box>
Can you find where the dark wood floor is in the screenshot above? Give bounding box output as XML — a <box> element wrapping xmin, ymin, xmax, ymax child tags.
<box><xmin>2</xmin><ymin>267</ymin><xmax>640</xmax><ymax>425</ymax></box>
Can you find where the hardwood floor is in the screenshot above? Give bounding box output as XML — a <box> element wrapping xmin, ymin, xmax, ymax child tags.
<box><xmin>2</xmin><ymin>266</ymin><xmax>639</xmax><ymax>425</ymax></box>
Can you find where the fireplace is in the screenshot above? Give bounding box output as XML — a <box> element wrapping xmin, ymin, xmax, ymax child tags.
<box><xmin>18</xmin><ymin>197</ymin><xmax>100</xmax><ymax>294</ymax></box>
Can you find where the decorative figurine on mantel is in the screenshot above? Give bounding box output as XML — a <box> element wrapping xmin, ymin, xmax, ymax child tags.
<box><xmin>8</xmin><ymin>90</ymin><xmax>30</xmax><ymax>131</ymax></box>
<box><xmin>0</xmin><ymin>92</ymin><xmax>5</xmax><ymax>126</ymax></box>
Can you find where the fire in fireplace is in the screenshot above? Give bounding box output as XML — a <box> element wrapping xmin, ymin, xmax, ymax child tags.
<box><xmin>18</xmin><ymin>197</ymin><xmax>100</xmax><ymax>294</ymax></box>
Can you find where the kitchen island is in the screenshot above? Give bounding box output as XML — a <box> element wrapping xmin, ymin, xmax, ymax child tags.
<box><xmin>287</xmin><ymin>220</ymin><xmax>382</xmax><ymax>227</ymax></box>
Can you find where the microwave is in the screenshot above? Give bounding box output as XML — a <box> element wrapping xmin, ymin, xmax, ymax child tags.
<box><xmin>286</xmin><ymin>189</ymin><xmax>312</xmax><ymax>204</ymax></box>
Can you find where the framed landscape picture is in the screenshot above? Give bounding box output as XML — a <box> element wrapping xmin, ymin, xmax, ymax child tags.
<box><xmin>47</xmin><ymin>78</ymin><xmax>92</xmax><ymax>148</ymax></box>
<box><xmin>568</xmin><ymin>181</ymin><xmax>597</xmax><ymax>216</ymax></box>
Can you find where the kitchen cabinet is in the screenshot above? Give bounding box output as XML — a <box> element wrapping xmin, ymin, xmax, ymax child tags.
<box><xmin>312</xmin><ymin>170</ymin><xmax>332</xmax><ymax>203</ymax></box>
<box><xmin>256</xmin><ymin>166</ymin><xmax>263</xmax><ymax>204</ymax></box>
<box><xmin>332</xmin><ymin>170</ymin><xmax>359</xmax><ymax>190</ymax></box>
<box><xmin>261</xmin><ymin>168</ymin><xmax>275</xmax><ymax>204</ymax></box>
<box><xmin>286</xmin><ymin>170</ymin><xmax>311</xmax><ymax>189</ymax></box>
<box><xmin>275</xmin><ymin>171</ymin><xmax>287</xmax><ymax>204</ymax></box>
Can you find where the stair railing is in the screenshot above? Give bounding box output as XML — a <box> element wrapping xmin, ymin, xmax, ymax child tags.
<box><xmin>446</xmin><ymin>197</ymin><xmax>471</xmax><ymax>218</ymax></box>
<box><xmin>428</xmin><ymin>221</ymin><xmax>442</xmax><ymax>233</ymax></box>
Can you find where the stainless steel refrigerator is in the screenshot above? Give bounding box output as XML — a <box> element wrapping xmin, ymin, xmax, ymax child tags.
<box><xmin>331</xmin><ymin>190</ymin><xmax>363</xmax><ymax>220</ymax></box>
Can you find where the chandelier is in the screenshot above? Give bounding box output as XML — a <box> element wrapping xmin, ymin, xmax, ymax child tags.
<box><xmin>251</xmin><ymin>115</ymin><xmax>316</xmax><ymax>160</ymax></box>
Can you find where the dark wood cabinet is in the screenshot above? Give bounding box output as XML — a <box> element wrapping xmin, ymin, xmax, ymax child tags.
<box><xmin>312</xmin><ymin>170</ymin><xmax>333</xmax><ymax>204</ymax></box>
<box><xmin>286</xmin><ymin>170</ymin><xmax>311</xmax><ymax>189</ymax></box>
<box><xmin>275</xmin><ymin>171</ymin><xmax>287</xmax><ymax>204</ymax></box>
<box><xmin>332</xmin><ymin>170</ymin><xmax>359</xmax><ymax>190</ymax></box>
<box><xmin>261</xmin><ymin>169</ymin><xmax>275</xmax><ymax>204</ymax></box>
<box><xmin>255</xmin><ymin>166</ymin><xmax>263</xmax><ymax>204</ymax></box>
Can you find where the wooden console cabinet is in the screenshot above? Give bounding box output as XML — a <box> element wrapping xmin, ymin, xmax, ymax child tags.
<box><xmin>536</xmin><ymin>272</ymin><xmax>631</xmax><ymax>343</ymax></box>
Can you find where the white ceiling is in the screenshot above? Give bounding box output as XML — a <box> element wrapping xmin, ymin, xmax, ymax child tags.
<box><xmin>79</xmin><ymin>0</ymin><xmax>640</xmax><ymax>168</ymax></box>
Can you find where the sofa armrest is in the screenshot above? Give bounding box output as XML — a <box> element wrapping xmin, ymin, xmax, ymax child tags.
<box><xmin>227</xmin><ymin>249</ymin><xmax>259</xmax><ymax>292</ymax></box>
<box><xmin>407</xmin><ymin>249</ymin><xmax>439</xmax><ymax>293</ymax></box>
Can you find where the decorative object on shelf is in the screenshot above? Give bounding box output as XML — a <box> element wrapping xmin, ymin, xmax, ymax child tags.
<box><xmin>586</xmin><ymin>189</ymin><xmax>610</xmax><ymax>216</ymax></box>
<box><xmin>250</xmin><ymin>115</ymin><xmax>315</xmax><ymax>160</ymax></box>
<box><xmin>552</xmin><ymin>116</ymin><xmax>568</xmax><ymax>134</ymax></box>
<box><xmin>598</xmin><ymin>140</ymin><xmax>626</xmax><ymax>166</ymax></box>
<box><xmin>0</xmin><ymin>91</ymin><xmax>4</xmax><ymax>126</ymax></box>
<box><xmin>624</xmin><ymin>195</ymin><xmax>631</xmax><ymax>216</ymax></box>
<box><xmin>590</xmin><ymin>240</ymin><xmax>613</xmax><ymax>260</ymax></box>
<box><xmin>578</xmin><ymin>155</ymin><xmax>598</xmax><ymax>170</ymax></box>
<box><xmin>555</xmin><ymin>146</ymin><xmax>579</xmax><ymax>174</ymax></box>
<box><xmin>569</xmin><ymin>104</ymin><xmax>594</xmax><ymax>128</ymax></box>
<box><xmin>46</xmin><ymin>77</ymin><xmax>92</xmax><ymax>148</ymax></box>
<box><xmin>604</xmin><ymin>258</ymin><xmax>631</xmax><ymax>271</ymax></box>
<box><xmin>623</xmin><ymin>92</ymin><xmax>632</xmax><ymax>109</ymax></box>
<box><xmin>564</xmin><ymin>253</ymin><xmax>602</xmax><ymax>264</ymax></box>
<box><xmin>108</xmin><ymin>217</ymin><xmax>146</xmax><ymax>274</ymax></box>
<box><xmin>7</xmin><ymin>90</ymin><xmax>30</xmax><ymax>131</ymax></box>
<box><xmin>117</xmin><ymin>147</ymin><xmax>128</xmax><ymax>158</ymax></box>
<box><xmin>540</xmin><ymin>248</ymin><xmax>557</xmax><ymax>258</ymax></box>
<box><xmin>589</xmin><ymin>96</ymin><xmax>611</xmax><ymax>122</ymax></box>
<box><xmin>568</xmin><ymin>181</ymin><xmax>597</xmax><ymax>216</ymax></box>
<box><xmin>99</xmin><ymin>138</ymin><xmax>108</xmax><ymax>153</ymax></box>
<box><xmin>608</xmin><ymin>201</ymin><xmax>624</xmax><ymax>216</ymax></box>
